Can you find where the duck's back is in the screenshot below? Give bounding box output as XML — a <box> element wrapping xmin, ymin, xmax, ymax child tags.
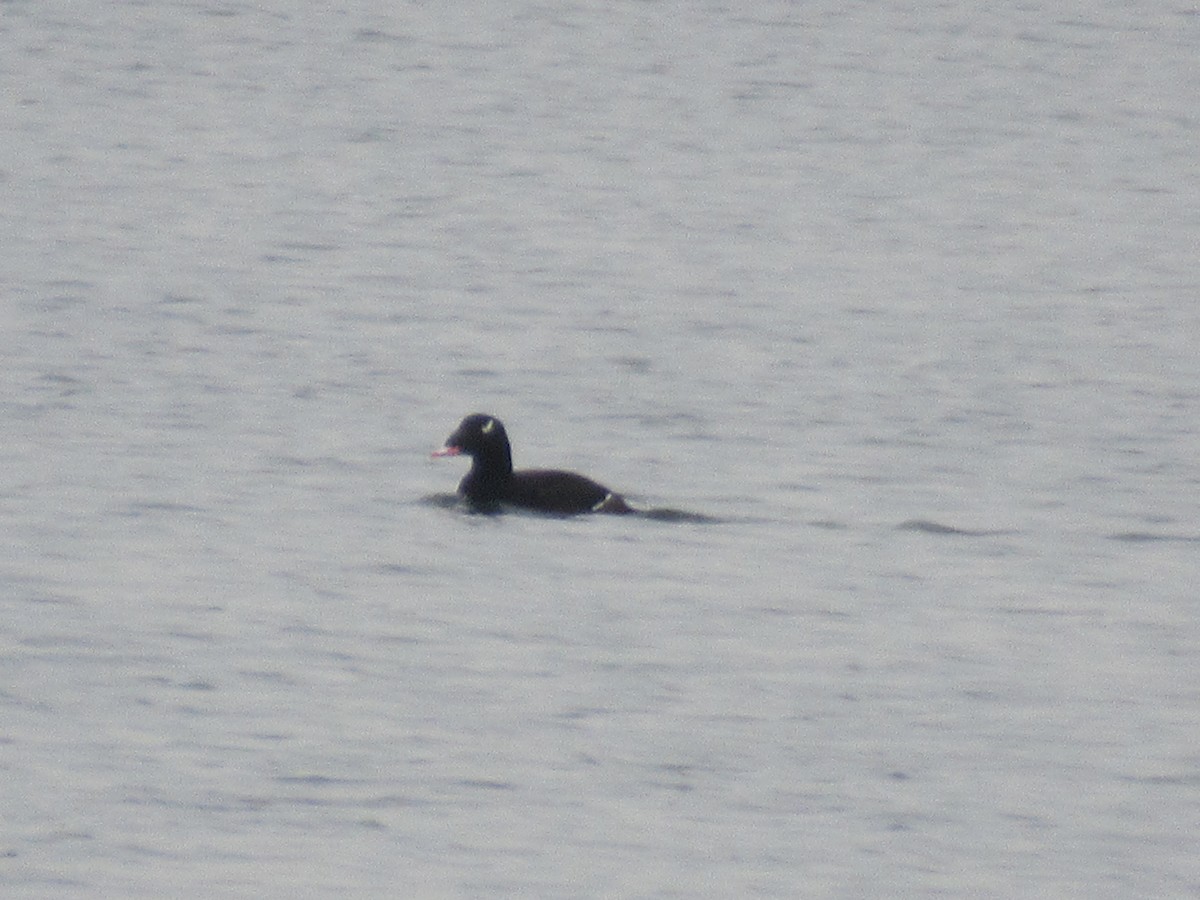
<box><xmin>506</xmin><ymin>469</ymin><xmax>631</xmax><ymax>515</ymax></box>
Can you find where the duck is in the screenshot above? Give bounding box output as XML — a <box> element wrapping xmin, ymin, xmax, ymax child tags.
<box><xmin>432</xmin><ymin>414</ymin><xmax>632</xmax><ymax>515</ymax></box>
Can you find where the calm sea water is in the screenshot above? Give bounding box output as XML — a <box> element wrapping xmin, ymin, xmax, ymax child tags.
<box><xmin>4</xmin><ymin>1</ymin><xmax>1199</xmax><ymax>897</ymax></box>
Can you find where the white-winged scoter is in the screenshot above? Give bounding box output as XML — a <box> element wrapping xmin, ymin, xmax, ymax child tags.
<box><xmin>432</xmin><ymin>414</ymin><xmax>632</xmax><ymax>515</ymax></box>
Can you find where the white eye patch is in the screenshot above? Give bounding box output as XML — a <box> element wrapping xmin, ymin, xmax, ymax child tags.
<box><xmin>482</xmin><ymin>418</ymin><xmax>495</xmax><ymax>435</ymax></box>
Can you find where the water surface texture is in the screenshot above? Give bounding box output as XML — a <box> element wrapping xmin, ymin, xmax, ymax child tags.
<box><xmin>3</xmin><ymin>2</ymin><xmax>1199</xmax><ymax>897</ymax></box>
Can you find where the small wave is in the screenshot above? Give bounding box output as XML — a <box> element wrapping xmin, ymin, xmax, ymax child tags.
<box><xmin>420</xmin><ymin>492</ymin><xmax>464</xmax><ymax>510</ymax></box>
<box><xmin>809</xmin><ymin>519</ymin><xmax>850</xmax><ymax>530</ymax></box>
<box><xmin>1108</xmin><ymin>531</ymin><xmax>1200</xmax><ymax>544</ymax></box>
<box><xmin>635</xmin><ymin>507</ymin><xmax>723</xmax><ymax>524</ymax></box>
<box><xmin>897</xmin><ymin>519</ymin><xmax>1004</xmax><ymax>537</ymax></box>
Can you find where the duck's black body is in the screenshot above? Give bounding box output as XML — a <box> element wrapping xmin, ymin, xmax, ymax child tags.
<box><xmin>433</xmin><ymin>414</ymin><xmax>632</xmax><ymax>515</ymax></box>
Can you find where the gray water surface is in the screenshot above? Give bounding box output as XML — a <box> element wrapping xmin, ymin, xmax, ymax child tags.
<box><xmin>3</xmin><ymin>1</ymin><xmax>1199</xmax><ymax>897</ymax></box>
